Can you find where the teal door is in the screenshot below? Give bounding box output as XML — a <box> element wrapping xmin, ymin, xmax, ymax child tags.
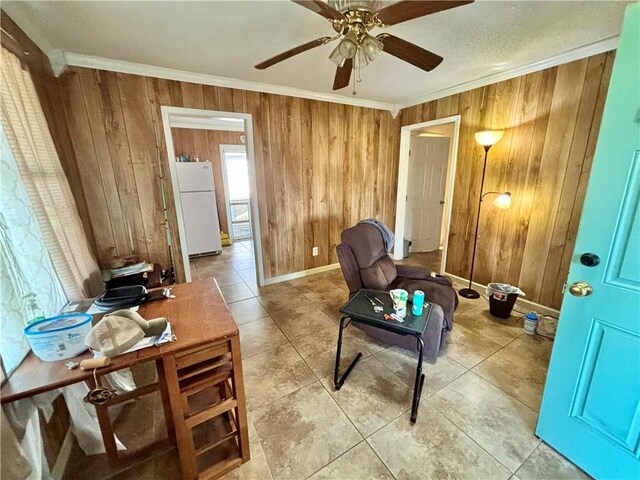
<box><xmin>537</xmin><ymin>4</ymin><xmax>640</xmax><ymax>478</ymax></box>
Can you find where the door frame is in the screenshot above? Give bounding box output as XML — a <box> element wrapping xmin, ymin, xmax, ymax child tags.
<box><xmin>393</xmin><ymin>114</ymin><xmax>461</xmax><ymax>275</ymax></box>
<box><xmin>219</xmin><ymin>144</ymin><xmax>250</xmax><ymax>243</ymax></box>
<box><xmin>160</xmin><ymin>106</ymin><xmax>265</xmax><ymax>286</ymax></box>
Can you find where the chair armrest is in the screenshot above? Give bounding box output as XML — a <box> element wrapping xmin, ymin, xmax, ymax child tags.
<box><xmin>395</xmin><ymin>264</ymin><xmax>431</xmax><ymax>280</ymax></box>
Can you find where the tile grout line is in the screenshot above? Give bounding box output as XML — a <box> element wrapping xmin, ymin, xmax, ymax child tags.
<box><xmin>424</xmin><ymin>395</ymin><xmax>517</xmax><ymax>477</ymax></box>
<box><xmin>428</xmin><ymin>370</ymin><xmax>540</xmax><ymax>475</ymax></box>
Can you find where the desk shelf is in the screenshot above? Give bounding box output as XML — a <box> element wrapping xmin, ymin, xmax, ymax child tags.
<box><xmin>164</xmin><ymin>336</ymin><xmax>249</xmax><ymax>479</ymax></box>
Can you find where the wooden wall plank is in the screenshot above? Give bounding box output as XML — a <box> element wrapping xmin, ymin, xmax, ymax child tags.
<box><xmin>60</xmin><ymin>69</ymin><xmax>116</xmax><ymax>265</ymax></box>
<box><xmin>117</xmin><ymin>73</ymin><xmax>169</xmax><ymax>268</ymax></box>
<box><xmin>518</xmin><ymin>58</ymin><xmax>588</xmax><ymax>300</ymax></box>
<box><xmin>550</xmin><ymin>51</ymin><xmax>615</xmax><ymax>307</ymax></box>
<box><xmin>474</xmin><ymin>77</ymin><xmax>521</xmax><ymax>282</ymax></box>
<box><xmin>180</xmin><ymin>82</ymin><xmax>204</xmax><ymax>109</ymax></box>
<box><xmin>312</xmin><ymin>100</ymin><xmax>330</xmax><ymax>268</ymax></box>
<box><xmin>539</xmin><ymin>53</ymin><xmax>607</xmax><ymax>305</ymax></box>
<box><xmin>147</xmin><ymin>77</ymin><xmax>186</xmax><ymax>282</ymax></box>
<box><xmin>492</xmin><ymin>70</ymin><xmax>543</xmax><ymax>285</ymax></box>
<box><xmin>77</xmin><ymin>68</ymin><xmax>130</xmax><ymax>258</ymax></box>
<box><xmin>300</xmin><ymin>99</ymin><xmax>314</xmax><ymax>270</ymax></box>
<box><xmin>328</xmin><ymin>103</ymin><xmax>345</xmax><ymax>264</ymax></box>
<box><xmin>97</xmin><ymin>70</ymin><xmax>148</xmax><ymax>260</ymax></box>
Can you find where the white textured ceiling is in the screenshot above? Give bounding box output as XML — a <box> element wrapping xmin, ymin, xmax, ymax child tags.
<box><xmin>2</xmin><ymin>0</ymin><xmax>630</xmax><ymax>106</ymax></box>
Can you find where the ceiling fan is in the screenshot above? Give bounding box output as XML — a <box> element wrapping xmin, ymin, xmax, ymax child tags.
<box><xmin>255</xmin><ymin>0</ymin><xmax>474</xmax><ymax>94</ymax></box>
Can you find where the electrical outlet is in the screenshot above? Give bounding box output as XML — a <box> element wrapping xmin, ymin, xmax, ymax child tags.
<box><xmin>312</xmin><ymin>247</ymin><xmax>319</xmax><ymax>256</ymax></box>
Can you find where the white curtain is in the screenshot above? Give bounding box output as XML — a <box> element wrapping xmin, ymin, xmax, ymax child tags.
<box><xmin>0</xmin><ymin>47</ymin><xmax>101</xmax><ymax>300</ymax></box>
<box><xmin>0</xmin><ymin>125</ymin><xmax>67</xmax><ymax>374</ymax></box>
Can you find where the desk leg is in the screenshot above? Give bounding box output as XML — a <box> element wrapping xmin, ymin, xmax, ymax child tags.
<box><xmin>156</xmin><ymin>359</ymin><xmax>176</xmax><ymax>442</ymax></box>
<box><xmin>334</xmin><ymin>316</ymin><xmax>363</xmax><ymax>390</ymax></box>
<box><xmin>410</xmin><ymin>336</ymin><xmax>426</xmax><ymax>423</ymax></box>
<box><xmin>230</xmin><ymin>334</ymin><xmax>250</xmax><ymax>463</ymax></box>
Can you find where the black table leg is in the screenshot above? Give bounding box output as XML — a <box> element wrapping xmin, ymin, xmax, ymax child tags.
<box><xmin>410</xmin><ymin>335</ymin><xmax>426</xmax><ymax>423</ymax></box>
<box><xmin>334</xmin><ymin>316</ymin><xmax>363</xmax><ymax>390</ymax></box>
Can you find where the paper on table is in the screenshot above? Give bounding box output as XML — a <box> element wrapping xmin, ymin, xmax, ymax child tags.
<box><xmin>86</xmin><ymin>303</ymin><xmax>139</xmax><ymax>315</ymax></box>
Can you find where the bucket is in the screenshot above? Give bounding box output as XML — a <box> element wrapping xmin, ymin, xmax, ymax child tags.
<box><xmin>24</xmin><ymin>313</ymin><xmax>93</xmax><ymax>361</ymax></box>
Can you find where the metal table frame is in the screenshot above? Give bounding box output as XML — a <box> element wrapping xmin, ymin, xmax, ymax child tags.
<box><xmin>334</xmin><ymin>315</ymin><xmax>426</xmax><ymax>423</ymax></box>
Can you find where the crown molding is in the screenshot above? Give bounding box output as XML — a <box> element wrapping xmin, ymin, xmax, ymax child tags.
<box><xmin>60</xmin><ymin>33</ymin><xmax>618</xmax><ymax>115</ymax></box>
<box><xmin>397</xmin><ymin>35</ymin><xmax>619</xmax><ymax>110</ymax></box>
<box><xmin>62</xmin><ymin>52</ymin><xmax>397</xmax><ymax>112</ymax></box>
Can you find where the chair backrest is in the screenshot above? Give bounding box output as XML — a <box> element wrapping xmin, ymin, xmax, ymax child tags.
<box><xmin>336</xmin><ymin>223</ymin><xmax>397</xmax><ymax>294</ymax></box>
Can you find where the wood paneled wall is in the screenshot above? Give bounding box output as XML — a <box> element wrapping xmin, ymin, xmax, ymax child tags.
<box><xmin>402</xmin><ymin>52</ymin><xmax>614</xmax><ymax>308</ymax></box>
<box><xmin>58</xmin><ymin>67</ymin><xmax>400</xmax><ymax>280</ymax></box>
<box><xmin>170</xmin><ymin>128</ymin><xmax>244</xmax><ymax>234</ymax></box>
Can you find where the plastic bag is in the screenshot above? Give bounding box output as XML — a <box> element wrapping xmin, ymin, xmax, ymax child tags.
<box><xmin>486</xmin><ymin>283</ymin><xmax>525</xmax><ymax>300</ymax></box>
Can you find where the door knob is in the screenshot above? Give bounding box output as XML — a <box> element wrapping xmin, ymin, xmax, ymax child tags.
<box><xmin>569</xmin><ymin>281</ymin><xmax>593</xmax><ymax>297</ymax></box>
<box><xmin>439</xmin><ymin>200</ymin><xmax>445</xmax><ymax>205</ymax></box>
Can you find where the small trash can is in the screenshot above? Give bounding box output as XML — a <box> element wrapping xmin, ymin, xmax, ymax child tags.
<box><xmin>486</xmin><ymin>283</ymin><xmax>525</xmax><ymax>319</ymax></box>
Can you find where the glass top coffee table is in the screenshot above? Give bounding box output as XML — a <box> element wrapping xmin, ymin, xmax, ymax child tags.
<box><xmin>334</xmin><ymin>288</ymin><xmax>432</xmax><ymax>423</ymax></box>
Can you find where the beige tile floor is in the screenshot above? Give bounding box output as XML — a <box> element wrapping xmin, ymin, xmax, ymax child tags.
<box><xmin>64</xmin><ymin>244</ymin><xmax>590</xmax><ymax>480</ymax></box>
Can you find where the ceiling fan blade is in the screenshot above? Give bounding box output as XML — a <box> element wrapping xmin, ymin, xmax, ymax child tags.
<box><xmin>255</xmin><ymin>37</ymin><xmax>331</xmax><ymax>69</ymax></box>
<box><xmin>292</xmin><ymin>0</ymin><xmax>344</xmax><ymax>21</ymax></box>
<box><xmin>333</xmin><ymin>58</ymin><xmax>353</xmax><ymax>90</ymax></box>
<box><xmin>378</xmin><ymin>34</ymin><xmax>443</xmax><ymax>72</ymax></box>
<box><xmin>376</xmin><ymin>1</ymin><xmax>474</xmax><ymax>26</ymax></box>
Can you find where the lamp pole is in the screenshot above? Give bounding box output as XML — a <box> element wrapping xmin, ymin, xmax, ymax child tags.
<box><xmin>459</xmin><ymin>145</ymin><xmax>491</xmax><ymax>299</ymax></box>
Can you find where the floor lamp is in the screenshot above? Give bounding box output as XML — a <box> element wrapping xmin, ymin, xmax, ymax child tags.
<box><xmin>458</xmin><ymin>130</ymin><xmax>512</xmax><ymax>299</ymax></box>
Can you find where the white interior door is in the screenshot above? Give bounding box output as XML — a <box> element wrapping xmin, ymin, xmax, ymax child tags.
<box><xmin>405</xmin><ymin>136</ymin><xmax>449</xmax><ymax>252</ymax></box>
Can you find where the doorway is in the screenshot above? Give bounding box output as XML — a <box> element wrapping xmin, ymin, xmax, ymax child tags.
<box><xmin>220</xmin><ymin>145</ymin><xmax>253</xmax><ymax>243</ymax></box>
<box><xmin>393</xmin><ymin>115</ymin><xmax>461</xmax><ymax>275</ymax></box>
<box><xmin>160</xmin><ymin>106</ymin><xmax>265</xmax><ymax>286</ymax></box>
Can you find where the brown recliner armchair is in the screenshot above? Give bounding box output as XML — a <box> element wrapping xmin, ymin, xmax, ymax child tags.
<box><xmin>336</xmin><ymin>223</ymin><xmax>458</xmax><ymax>359</ymax></box>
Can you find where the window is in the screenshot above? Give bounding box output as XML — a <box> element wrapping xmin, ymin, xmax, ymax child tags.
<box><xmin>0</xmin><ymin>125</ymin><xmax>66</xmax><ymax>375</ymax></box>
<box><xmin>221</xmin><ymin>147</ymin><xmax>252</xmax><ymax>241</ymax></box>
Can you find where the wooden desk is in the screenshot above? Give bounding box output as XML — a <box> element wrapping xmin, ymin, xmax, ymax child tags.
<box><xmin>1</xmin><ymin>279</ymin><xmax>250</xmax><ymax>479</ymax></box>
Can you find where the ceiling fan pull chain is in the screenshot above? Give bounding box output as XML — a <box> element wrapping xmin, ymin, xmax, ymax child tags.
<box><xmin>352</xmin><ymin>68</ymin><xmax>357</xmax><ymax>96</ymax></box>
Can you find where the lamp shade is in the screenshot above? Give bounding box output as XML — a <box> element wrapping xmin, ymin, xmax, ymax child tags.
<box><xmin>493</xmin><ymin>192</ymin><xmax>511</xmax><ymax>209</ymax></box>
<box><xmin>475</xmin><ymin>130</ymin><xmax>504</xmax><ymax>147</ymax></box>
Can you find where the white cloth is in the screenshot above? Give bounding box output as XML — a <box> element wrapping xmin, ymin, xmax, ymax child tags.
<box><xmin>3</xmin><ymin>392</ymin><xmax>56</xmax><ymax>480</ymax></box>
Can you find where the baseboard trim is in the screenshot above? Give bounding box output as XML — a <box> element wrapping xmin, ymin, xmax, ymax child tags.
<box><xmin>445</xmin><ymin>272</ymin><xmax>561</xmax><ymax>317</ymax></box>
<box><xmin>51</xmin><ymin>428</ymin><xmax>73</xmax><ymax>480</ymax></box>
<box><xmin>263</xmin><ymin>263</ymin><xmax>341</xmax><ymax>285</ymax></box>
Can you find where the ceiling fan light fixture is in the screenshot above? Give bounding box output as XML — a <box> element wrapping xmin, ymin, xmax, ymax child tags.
<box><xmin>354</xmin><ymin>47</ymin><xmax>370</xmax><ymax>68</ymax></box>
<box><xmin>338</xmin><ymin>30</ymin><xmax>358</xmax><ymax>58</ymax></box>
<box><xmin>329</xmin><ymin>0</ymin><xmax>383</xmax><ymax>13</ymax></box>
<box><xmin>360</xmin><ymin>34</ymin><xmax>383</xmax><ymax>60</ymax></box>
<box><xmin>329</xmin><ymin>44</ymin><xmax>347</xmax><ymax>67</ymax></box>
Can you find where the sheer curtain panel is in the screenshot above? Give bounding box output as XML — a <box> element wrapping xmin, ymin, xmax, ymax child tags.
<box><xmin>0</xmin><ymin>47</ymin><xmax>101</xmax><ymax>299</ymax></box>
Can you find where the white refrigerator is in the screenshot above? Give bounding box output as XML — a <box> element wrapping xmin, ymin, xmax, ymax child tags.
<box><xmin>175</xmin><ymin>161</ymin><xmax>222</xmax><ymax>256</ymax></box>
